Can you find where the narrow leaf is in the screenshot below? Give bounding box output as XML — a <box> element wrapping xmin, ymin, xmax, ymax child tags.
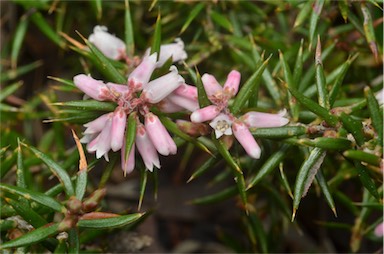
<box><xmin>250</xmin><ymin>126</ymin><xmax>307</xmax><ymax>138</ymax></box>
<box><xmin>68</xmin><ymin>228</ymin><xmax>79</xmax><ymax>254</ymax></box>
<box><xmin>316</xmin><ymin>169</ymin><xmax>337</xmax><ymax>217</ymax></box>
<box><xmin>150</xmin><ymin>11</ymin><xmax>161</xmax><ymax>57</ymax></box>
<box><xmin>210</xmin><ymin>10</ymin><xmax>233</xmax><ymax>32</ymax></box>
<box><xmin>124</xmin><ymin>0</ymin><xmax>134</xmax><ymax>56</ymax></box>
<box><xmin>309</xmin><ymin>0</ymin><xmax>325</xmax><ymax>49</ymax></box>
<box><xmin>180</xmin><ymin>3</ymin><xmax>205</xmax><ymax>34</ymax></box>
<box><xmin>53</xmin><ymin>100</ymin><xmax>116</xmax><ymax>111</ymax></box>
<box><xmin>365</xmin><ymin>86</ymin><xmax>383</xmax><ymax>144</ymax></box>
<box><xmin>5</xmin><ymin>198</ymin><xmax>47</xmax><ymax>228</ymax></box>
<box><xmin>72</xmin><ymin>130</ymin><xmax>88</xmax><ymax>201</ymax></box>
<box><xmin>11</xmin><ymin>14</ymin><xmax>29</xmax><ymax>68</ymax></box>
<box><xmin>16</xmin><ymin>139</ymin><xmax>27</xmax><ymax>189</ymax></box>
<box><xmin>30</xmin><ymin>11</ymin><xmax>65</xmax><ymax>48</ymax></box>
<box><xmin>138</xmin><ymin>169</ymin><xmax>148</xmax><ymax>211</ymax></box>
<box><xmin>338</xmin><ymin>0</ymin><xmax>349</xmax><ymax>22</ymax></box>
<box><xmin>339</xmin><ymin>113</ymin><xmax>365</xmax><ymax>146</ymax></box>
<box><xmin>0</xmin><ymin>61</ymin><xmax>43</xmax><ymax>83</ymax></box>
<box><xmin>361</xmin><ymin>3</ymin><xmax>379</xmax><ymax>62</ymax></box>
<box><xmin>280</xmin><ymin>50</ymin><xmax>299</xmax><ymax>120</ymax></box>
<box><xmin>0</xmin><ymin>184</ymin><xmax>63</xmax><ymax>212</ymax></box>
<box><xmin>78</xmin><ymin>213</ymin><xmax>144</xmax><ymax>229</ymax></box>
<box><xmin>23</xmin><ymin>143</ymin><xmax>75</xmax><ymax>196</ymax></box>
<box><xmin>231</xmin><ymin>55</ymin><xmax>271</xmax><ymax>114</ymax></box>
<box><xmin>343</xmin><ymin>150</ymin><xmax>381</xmax><ymax>167</ymax></box>
<box><xmin>292</xmin><ymin>147</ymin><xmax>325</xmax><ymax>221</ymax></box>
<box><xmin>124</xmin><ymin>112</ymin><xmax>137</xmax><ymax>176</ymax></box>
<box><xmin>187</xmin><ymin>155</ymin><xmax>220</xmax><ymax>183</ymax></box>
<box><xmin>355</xmin><ymin>161</ymin><xmax>380</xmax><ymax>201</ymax></box>
<box><xmin>315</xmin><ymin>36</ymin><xmax>329</xmax><ymax>109</ymax></box>
<box><xmin>294</xmin><ymin>1</ymin><xmax>313</xmax><ymax>28</ymax></box>
<box><xmin>190</xmin><ymin>186</ymin><xmax>237</xmax><ymax>205</ymax></box>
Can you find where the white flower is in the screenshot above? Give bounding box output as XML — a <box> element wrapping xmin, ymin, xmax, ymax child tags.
<box><xmin>209</xmin><ymin>114</ymin><xmax>233</xmax><ymax>138</ymax></box>
<box><xmin>89</xmin><ymin>26</ymin><xmax>126</xmax><ymax>60</ymax></box>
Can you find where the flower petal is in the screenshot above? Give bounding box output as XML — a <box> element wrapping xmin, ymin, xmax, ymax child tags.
<box><xmin>167</xmin><ymin>93</ymin><xmax>199</xmax><ymax>112</ymax></box>
<box><xmin>209</xmin><ymin>113</ymin><xmax>233</xmax><ymax>138</ymax></box>
<box><xmin>128</xmin><ymin>53</ymin><xmax>157</xmax><ymax>90</ymax></box>
<box><xmin>156</xmin><ymin>98</ymin><xmax>185</xmax><ymax>113</ymax></box>
<box><xmin>145</xmin><ymin>113</ymin><xmax>177</xmax><ymax>156</ymax></box>
<box><xmin>190</xmin><ymin>105</ymin><xmax>220</xmax><ymax>123</ymax></box>
<box><xmin>142</xmin><ymin>65</ymin><xmax>184</xmax><ymax>104</ymax></box>
<box><xmin>241</xmin><ymin>111</ymin><xmax>289</xmax><ymax>128</ymax></box>
<box><xmin>201</xmin><ymin>73</ymin><xmax>222</xmax><ymax>98</ymax></box>
<box><xmin>87</xmin><ymin>114</ymin><xmax>113</xmax><ymax>161</ymax></box>
<box><xmin>121</xmin><ymin>140</ymin><xmax>135</xmax><ymax>175</ymax></box>
<box><xmin>73</xmin><ymin>74</ymin><xmax>114</xmax><ymax>101</ymax></box>
<box><xmin>89</xmin><ymin>25</ymin><xmax>126</xmax><ymax>60</ymax></box>
<box><xmin>173</xmin><ymin>83</ymin><xmax>198</xmax><ymax>101</ymax></box>
<box><xmin>110</xmin><ymin>108</ymin><xmax>127</xmax><ymax>152</ymax></box>
<box><xmin>232</xmin><ymin>121</ymin><xmax>261</xmax><ymax>159</ymax></box>
<box><xmin>223</xmin><ymin>70</ymin><xmax>241</xmax><ymax>96</ymax></box>
<box><xmin>136</xmin><ymin>123</ymin><xmax>161</xmax><ymax>171</ymax></box>
<box><xmin>145</xmin><ymin>38</ymin><xmax>188</xmax><ymax>67</ymax></box>
<box><xmin>84</xmin><ymin>113</ymin><xmax>111</xmax><ymax>134</ymax></box>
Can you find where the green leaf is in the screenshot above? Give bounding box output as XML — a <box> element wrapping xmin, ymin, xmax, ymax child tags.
<box><xmin>16</xmin><ymin>139</ymin><xmax>27</xmax><ymax>189</ymax></box>
<box><xmin>247</xmin><ymin>145</ymin><xmax>290</xmax><ymax>189</ymax></box>
<box><xmin>138</xmin><ymin>169</ymin><xmax>148</xmax><ymax>211</ymax></box>
<box><xmin>78</xmin><ymin>213</ymin><xmax>144</xmax><ymax>229</ymax></box>
<box><xmin>279</xmin><ymin>50</ymin><xmax>299</xmax><ymax>120</ymax></box>
<box><xmin>338</xmin><ymin>0</ymin><xmax>349</xmax><ymax>22</ymax></box>
<box><xmin>194</xmin><ymin>67</ymin><xmax>211</xmax><ymax>108</ymax></box>
<box><xmin>30</xmin><ymin>11</ymin><xmax>65</xmax><ymax>48</ymax></box>
<box><xmin>91</xmin><ymin>0</ymin><xmax>102</xmax><ymax>20</ymax></box>
<box><xmin>279</xmin><ymin>163</ymin><xmax>293</xmax><ymax>199</ymax></box>
<box><xmin>5</xmin><ymin>198</ymin><xmax>47</xmax><ymax>228</ymax></box>
<box><xmin>99</xmin><ymin>154</ymin><xmax>118</xmax><ymax>189</ymax></box>
<box><xmin>68</xmin><ymin>228</ymin><xmax>79</xmax><ymax>254</ymax></box>
<box><xmin>190</xmin><ymin>186</ymin><xmax>237</xmax><ymax>205</ymax></box>
<box><xmin>124</xmin><ymin>0</ymin><xmax>134</xmax><ymax>56</ymax></box>
<box><xmin>329</xmin><ymin>54</ymin><xmax>356</xmax><ymax>107</ymax></box>
<box><xmin>75</xmin><ymin>171</ymin><xmax>87</xmax><ymax>201</ymax></box>
<box><xmin>339</xmin><ymin>113</ymin><xmax>365</xmax><ymax>146</ymax></box>
<box><xmin>343</xmin><ymin>150</ymin><xmax>381</xmax><ymax>167</ymax></box>
<box><xmin>294</xmin><ymin>1</ymin><xmax>313</xmax><ymax>28</ymax></box>
<box><xmin>231</xmin><ymin>55</ymin><xmax>271</xmax><ymax>114</ymax></box>
<box><xmin>315</xmin><ymin>36</ymin><xmax>329</xmax><ymax>109</ymax></box>
<box><xmin>250</xmin><ymin>126</ymin><xmax>307</xmax><ymax>139</ymax></box>
<box><xmin>287</xmin><ymin>137</ymin><xmax>352</xmax><ymax>151</ymax></box>
<box><xmin>0</xmin><ymin>61</ymin><xmax>43</xmax><ymax>83</ymax></box>
<box><xmin>287</xmin><ymin>85</ymin><xmax>339</xmax><ymax>127</ymax></box>
<box><xmin>354</xmin><ymin>161</ymin><xmax>380</xmax><ymax>201</ymax></box>
<box><xmin>53</xmin><ymin>100</ymin><xmax>116</xmax><ymax>111</ymax></box>
<box><xmin>292</xmin><ymin>147</ymin><xmax>325</xmax><ymax>221</ymax></box>
<box><xmin>11</xmin><ymin>14</ymin><xmax>29</xmax><ymax>68</ymax></box>
<box><xmin>23</xmin><ymin>143</ymin><xmax>75</xmax><ymax>197</ymax></box>
<box><xmin>316</xmin><ymin>169</ymin><xmax>337</xmax><ymax>217</ymax></box>
<box><xmin>187</xmin><ymin>155</ymin><xmax>220</xmax><ymax>183</ymax></box>
<box><xmin>180</xmin><ymin>3</ymin><xmax>205</xmax><ymax>34</ymax></box>
<box><xmin>150</xmin><ymin>11</ymin><xmax>161</xmax><ymax>58</ymax></box>
<box><xmin>0</xmin><ymin>223</ymin><xmax>59</xmax><ymax>250</ymax></box>
<box><xmin>361</xmin><ymin>3</ymin><xmax>379</xmax><ymax>61</ymax></box>
<box><xmin>293</xmin><ymin>39</ymin><xmax>304</xmax><ymax>94</ymax></box>
<box><xmin>79</xmin><ymin>32</ymin><xmax>126</xmax><ymax>84</ymax></box>
<box><xmin>210</xmin><ymin>10</ymin><xmax>233</xmax><ymax>32</ymax></box>
<box><xmin>308</xmin><ymin>0</ymin><xmax>325</xmax><ymax>49</ymax></box>
<box><xmin>0</xmin><ymin>184</ymin><xmax>63</xmax><ymax>212</ymax></box>
<box><xmin>365</xmin><ymin>87</ymin><xmax>383</xmax><ymax>144</ymax></box>
<box><xmin>0</xmin><ymin>219</ymin><xmax>17</xmax><ymax>232</ymax></box>
<box><xmin>248</xmin><ymin>213</ymin><xmax>268</xmax><ymax>253</ymax></box>
<box><xmin>124</xmin><ymin>112</ymin><xmax>137</xmax><ymax>175</ymax></box>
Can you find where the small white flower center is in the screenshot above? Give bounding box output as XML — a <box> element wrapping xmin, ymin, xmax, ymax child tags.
<box><xmin>216</xmin><ymin>120</ymin><xmax>230</xmax><ymax>133</ymax></box>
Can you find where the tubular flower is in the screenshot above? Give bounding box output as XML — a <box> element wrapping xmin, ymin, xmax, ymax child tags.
<box><xmin>144</xmin><ymin>38</ymin><xmax>188</xmax><ymax>67</ymax></box>
<box><xmin>89</xmin><ymin>25</ymin><xmax>126</xmax><ymax>60</ymax></box>
<box><xmin>74</xmin><ymin>51</ymin><xmax>185</xmax><ymax>173</ymax></box>
<box><xmin>191</xmin><ymin>70</ymin><xmax>289</xmax><ymax>159</ymax></box>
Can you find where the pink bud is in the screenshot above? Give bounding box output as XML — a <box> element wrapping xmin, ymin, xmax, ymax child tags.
<box><xmin>110</xmin><ymin>108</ymin><xmax>127</xmax><ymax>152</ymax></box>
<box><xmin>142</xmin><ymin>66</ymin><xmax>184</xmax><ymax>104</ymax></box>
<box><xmin>167</xmin><ymin>93</ymin><xmax>199</xmax><ymax>112</ymax></box>
<box><xmin>173</xmin><ymin>83</ymin><xmax>198</xmax><ymax>101</ymax></box>
<box><xmin>190</xmin><ymin>105</ymin><xmax>220</xmax><ymax>123</ymax></box>
<box><xmin>136</xmin><ymin>124</ymin><xmax>160</xmax><ymax>171</ymax></box>
<box><xmin>201</xmin><ymin>73</ymin><xmax>222</xmax><ymax>97</ymax></box>
<box><xmin>145</xmin><ymin>113</ymin><xmax>177</xmax><ymax>156</ymax></box>
<box><xmin>121</xmin><ymin>140</ymin><xmax>135</xmax><ymax>175</ymax></box>
<box><xmin>84</xmin><ymin>113</ymin><xmax>110</xmax><ymax>134</ymax></box>
<box><xmin>89</xmin><ymin>26</ymin><xmax>126</xmax><ymax>60</ymax></box>
<box><xmin>74</xmin><ymin>74</ymin><xmax>110</xmax><ymax>101</ymax></box>
<box><xmin>105</xmin><ymin>82</ymin><xmax>129</xmax><ymax>96</ymax></box>
<box><xmin>156</xmin><ymin>98</ymin><xmax>184</xmax><ymax>113</ymax></box>
<box><xmin>374</xmin><ymin>222</ymin><xmax>384</xmax><ymax>237</ymax></box>
<box><xmin>128</xmin><ymin>53</ymin><xmax>157</xmax><ymax>90</ymax></box>
<box><xmin>223</xmin><ymin>70</ymin><xmax>241</xmax><ymax>96</ymax></box>
<box><xmin>87</xmin><ymin>113</ymin><xmax>113</xmax><ymax>161</ymax></box>
<box><xmin>232</xmin><ymin>120</ymin><xmax>261</xmax><ymax>159</ymax></box>
<box><xmin>241</xmin><ymin>111</ymin><xmax>289</xmax><ymax>128</ymax></box>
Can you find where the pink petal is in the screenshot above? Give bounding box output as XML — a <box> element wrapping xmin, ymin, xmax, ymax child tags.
<box><xmin>145</xmin><ymin>113</ymin><xmax>177</xmax><ymax>156</ymax></box>
<box><xmin>105</xmin><ymin>82</ymin><xmax>129</xmax><ymax>96</ymax></box>
<box><xmin>167</xmin><ymin>94</ymin><xmax>199</xmax><ymax>112</ymax></box>
<box><xmin>173</xmin><ymin>83</ymin><xmax>198</xmax><ymax>101</ymax></box>
<box><xmin>374</xmin><ymin>222</ymin><xmax>384</xmax><ymax>237</ymax></box>
<box><xmin>87</xmin><ymin>114</ymin><xmax>113</xmax><ymax>161</ymax></box>
<box><xmin>190</xmin><ymin>105</ymin><xmax>220</xmax><ymax>123</ymax></box>
<box><xmin>232</xmin><ymin>121</ymin><xmax>261</xmax><ymax>159</ymax></box>
<box><xmin>110</xmin><ymin>108</ymin><xmax>127</xmax><ymax>152</ymax></box>
<box><xmin>136</xmin><ymin>123</ymin><xmax>160</xmax><ymax>171</ymax></box>
<box><xmin>84</xmin><ymin>113</ymin><xmax>111</xmax><ymax>134</ymax></box>
<box><xmin>144</xmin><ymin>38</ymin><xmax>188</xmax><ymax>67</ymax></box>
<box><xmin>201</xmin><ymin>73</ymin><xmax>222</xmax><ymax>97</ymax></box>
<box><xmin>142</xmin><ymin>66</ymin><xmax>184</xmax><ymax>104</ymax></box>
<box><xmin>223</xmin><ymin>70</ymin><xmax>241</xmax><ymax>96</ymax></box>
<box><xmin>241</xmin><ymin>111</ymin><xmax>289</xmax><ymax>128</ymax></box>
<box><xmin>89</xmin><ymin>26</ymin><xmax>126</xmax><ymax>60</ymax></box>
<box><xmin>73</xmin><ymin>74</ymin><xmax>111</xmax><ymax>101</ymax></box>
<box><xmin>156</xmin><ymin>98</ymin><xmax>185</xmax><ymax>113</ymax></box>
<box><xmin>121</xmin><ymin>141</ymin><xmax>135</xmax><ymax>175</ymax></box>
<box><xmin>128</xmin><ymin>53</ymin><xmax>157</xmax><ymax>90</ymax></box>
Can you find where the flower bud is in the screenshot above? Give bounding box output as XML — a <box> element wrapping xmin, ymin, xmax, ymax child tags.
<box><xmin>89</xmin><ymin>25</ymin><xmax>126</xmax><ymax>60</ymax></box>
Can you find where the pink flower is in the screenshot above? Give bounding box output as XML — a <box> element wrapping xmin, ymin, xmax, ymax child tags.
<box><xmin>240</xmin><ymin>110</ymin><xmax>289</xmax><ymax>128</ymax></box>
<box><xmin>144</xmin><ymin>38</ymin><xmax>187</xmax><ymax>67</ymax></box>
<box><xmin>121</xmin><ymin>140</ymin><xmax>135</xmax><ymax>175</ymax></box>
<box><xmin>110</xmin><ymin>107</ymin><xmax>127</xmax><ymax>152</ymax></box>
<box><xmin>232</xmin><ymin>120</ymin><xmax>261</xmax><ymax>159</ymax></box>
<box><xmin>374</xmin><ymin>222</ymin><xmax>383</xmax><ymax>237</ymax></box>
<box><xmin>145</xmin><ymin>113</ymin><xmax>177</xmax><ymax>156</ymax></box>
<box><xmin>135</xmin><ymin>123</ymin><xmax>160</xmax><ymax>171</ymax></box>
<box><xmin>86</xmin><ymin>113</ymin><xmax>114</xmax><ymax>161</ymax></box>
<box><xmin>141</xmin><ymin>66</ymin><xmax>184</xmax><ymax>104</ymax></box>
<box><xmin>190</xmin><ymin>105</ymin><xmax>220</xmax><ymax>123</ymax></box>
<box><xmin>89</xmin><ymin>26</ymin><xmax>126</xmax><ymax>60</ymax></box>
<box><xmin>128</xmin><ymin>53</ymin><xmax>158</xmax><ymax>90</ymax></box>
<box><xmin>209</xmin><ymin>113</ymin><xmax>233</xmax><ymax>138</ymax></box>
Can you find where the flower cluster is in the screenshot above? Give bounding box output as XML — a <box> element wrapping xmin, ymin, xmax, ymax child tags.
<box><xmin>190</xmin><ymin>70</ymin><xmax>289</xmax><ymax>159</ymax></box>
<box><xmin>75</xmin><ymin>25</ymin><xmax>289</xmax><ymax>174</ymax></box>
